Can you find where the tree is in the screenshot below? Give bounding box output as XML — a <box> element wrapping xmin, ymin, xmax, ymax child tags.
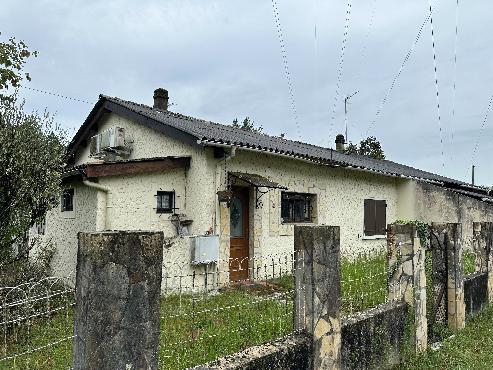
<box><xmin>0</xmin><ymin>35</ymin><xmax>64</xmax><ymax>263</ymax></box>
<box><xmin>0</xmin><ymin>33</ymin><xmax>37</xmax><ymax>102</ymax></box>
<box><xmin>0</xmin><ymin>96</ymin><xmax>66</xmax><ymax>261</ymax></box>
<box><xmin>232</xmin><ymin>117</ymin><xmax>263</xmax><ymax>134</ymax></box>
<box><xmin>344</xmin><ymin>136</ymin><xmax>386</xmax><ymax>160</ymax></box>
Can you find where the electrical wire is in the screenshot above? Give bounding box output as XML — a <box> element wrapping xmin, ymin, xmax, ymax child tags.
<box><xmin>271</xmin><ymin>0</ymin><xmax>302</xmax><ymax>140</ymax></box>
<box><xmin>329</xmin><ymin>0</ymin><xmax>353</xmax><ymax>145</ymax></box>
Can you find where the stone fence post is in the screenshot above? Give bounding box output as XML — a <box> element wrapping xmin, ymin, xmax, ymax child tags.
<box><xmin>73</xmin><ymin>231</ymin><xmax>164</xmax><ymax>370</ymax></box>
<box><xmin>387</xmin><ymin>224</ymin><xmax>427</xmax><ymax>353</ymax></box>
<box><xmin>473</xmin><ymin>222</ymin><xmax>493</xmax><ymax>303</ymax></box>
<box><xmin>294</xmin><ymin>225</ymin><xmax>341</xmax><ymax>370</ymax></box>
<box><xmin>432</xmin><ymin>223</ymin><xmax>465</xmax><ymax>331</ymax></box>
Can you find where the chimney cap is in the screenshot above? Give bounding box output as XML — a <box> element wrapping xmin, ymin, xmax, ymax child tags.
<box><xmin>153</xmin><ymin>88</ymin><xmax>168</xmax><ymax>99</ymax></box>
<box><xmin>335</xmin><ymin>134</ymin><xmax>345</xmax><ymax>144</ymax></box>
<box><xmin>153</xmin><ymin>88</ymin><xmax>169</xmax><ymax>110</ymax></box>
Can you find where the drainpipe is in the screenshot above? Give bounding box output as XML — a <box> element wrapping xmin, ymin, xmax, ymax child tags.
<box><xmin>82</xmin><ymin>180</ymin><xmax>110</xmax><ymax>231</ymax></box>
<box><xmin>213</xmin><ymin>147</ymin><xmax>236</xmax><ymax>235</ymax></box>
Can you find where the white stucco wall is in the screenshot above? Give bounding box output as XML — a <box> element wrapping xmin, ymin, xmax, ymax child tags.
<box><xmin>37</xmin><ymin>182</ymin><xmax>98</xmax><ymax>279</ymax></box>
<box><xmin>222</xmin><ymin>149</ymin><xmax>401</xmax><ymax>259</ymax></box>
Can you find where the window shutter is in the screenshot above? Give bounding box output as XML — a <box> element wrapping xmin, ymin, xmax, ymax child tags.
<box><xmin>364</xmin><ymin>199</ymin><xmax>376</xmax><ymax>236</ymax></box>
<box><xmin>375</xmin><ymin>200</ymin><xmax>387</xmax><ymax>235</ymax></box>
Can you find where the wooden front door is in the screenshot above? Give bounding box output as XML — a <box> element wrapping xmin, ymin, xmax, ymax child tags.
<box><xmin>229</xmin><ymin>187</ymin><xmax>250</xmax><ymax>282</ymax></box>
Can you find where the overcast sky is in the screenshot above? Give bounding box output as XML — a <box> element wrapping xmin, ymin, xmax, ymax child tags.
<box><xmin>2</xmin><ymin>0</ymin><xmax>492</xmax><ymax>185</ymax></box>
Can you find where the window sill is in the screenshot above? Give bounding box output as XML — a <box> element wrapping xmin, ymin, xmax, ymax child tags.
<box><xmin>281</xmin><ymin>222</ymin><xmax>317</xmax><ymax>226</ymax></box>
<box><xmin>362</xmin><ymin>234</ymin><xmax>386</xmax><ymax>240</ymax></box>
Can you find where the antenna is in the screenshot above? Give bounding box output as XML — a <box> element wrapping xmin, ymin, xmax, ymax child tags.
<box><xmin>344</xmin><ymin>90</ymin><xmax>359</xmax><ymax>143</ymax></box>
<box><xmin>472</xmin><ymin>164</ymin><xmax>475</xmax><ymax>185</ymax></box>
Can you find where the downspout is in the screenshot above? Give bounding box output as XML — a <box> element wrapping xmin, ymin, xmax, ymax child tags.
<box><xmin>82</xmin><ymin>180</ymin><xmax>110</xmax><ymax>231</ymax></box>
<box><xmin>213</xmin><ymin>147</ymin><xmax>236</xmax><ymax>235</ymax></box>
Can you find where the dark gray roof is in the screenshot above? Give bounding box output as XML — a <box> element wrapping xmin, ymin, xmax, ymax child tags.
<box><xmin>68</xmin><ymin>95</ymin><xmax>487</xmax><ymax>195</ymax></box>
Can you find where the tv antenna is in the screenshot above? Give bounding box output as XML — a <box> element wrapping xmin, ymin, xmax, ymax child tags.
<box><xmin>344</xmin><ymin>90</ymin><xmax>359</xmax><ymax>143</ymax></box>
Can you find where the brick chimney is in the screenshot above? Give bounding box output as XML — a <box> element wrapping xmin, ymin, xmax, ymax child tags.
<box><xmin>153</xmin><ymin>88</ymin><xmax>168</xmax><ymax>110</ymax></box>
<box><xmin>335</xmin><ymin>134</ymin><xmax>345</xmax><ymax>152</ymax></box>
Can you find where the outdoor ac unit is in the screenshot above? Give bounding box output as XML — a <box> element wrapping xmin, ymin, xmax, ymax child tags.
<box><xmin>89</xmin><ymin>127</ymin><xmax>125</xmax><ymax>156</ymax></box>
<box><xmin>192</xmin><ymin>235</ymin><xmax>219</xmax><ymax>264</ymax></box>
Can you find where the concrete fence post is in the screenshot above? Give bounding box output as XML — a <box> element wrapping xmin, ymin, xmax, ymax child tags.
<box><xmin>387</xmin><ymin>224</ymin><xmax>427</xmax><ymax>353</ymax></box>
<box><xmin>294</xmin><ymin>225</ymin><xmax>341</xmax><ymax>370</ymax></box>
<box><xmin>73</xmin><ymin>231</ymin><xmax>164</xmax><ymax>370</ymax></box>
<box><xmin>432</xmin><ymin>223</ymin><xmax>465</xmax><ymax>331</ymax></box>
<box><xmin>473</xmin><ymin>222</ymin><xmax>493</xmax><ymax>303</ymax></box>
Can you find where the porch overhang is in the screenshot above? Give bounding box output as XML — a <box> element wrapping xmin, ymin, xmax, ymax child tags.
<box><xmin>229</xmin><ymin>172</ymin><xmax>287</xmax><ymax>209</ymax></box>
<box><xmin>229</xmin><ymin>172</ymin><xmax>287</xmax><ymax>190</ymax></box>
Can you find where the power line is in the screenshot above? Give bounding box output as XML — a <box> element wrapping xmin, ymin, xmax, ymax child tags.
<box><xmin>329</xmin><ymin>0</ymin><xmax>353</xmax><ymax>145</ymax></box>
<box><xmin>365</xmin><ymin>11</ymin><xmax>431</xmax><ymax>136</ymax></box>
<box><xmin>20</xmin><ymin>85</ymin><xmax>94</xmax><ymax>105</ymax></box>
<box><xmin>270</xmin><ymin>0</ymin><xmax>302</xmax><ymax>140</ymax></box>
<box><xmin>428</xmin><ymin>0</ymin><xmax>445</xmax><ymax>170</ymax></box>
<box><xmin>471</xmin><ymin>93</ymin><xmax>493</xmax><ymax>165</ymax></box>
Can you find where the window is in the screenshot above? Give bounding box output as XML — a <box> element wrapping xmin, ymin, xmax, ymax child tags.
<box><xmin>281</xmin><ymin>192</ymin><xmax>315</xmax><ymax>223</ymax></box>
<box><xmin>364</xmin><ymin>199</ymin><xmax>387</xmax><ymax>236</ymax></box>
<box><xmin>36</xmin><ymin>217</ymin><xmax>46</xmax><ymax>235</ymax></box>
<box><xmin>156</xmin><ymin>191</ymin><xmax>174</xmax><ymax>213</ymax></box>
<box><xmin>61</xmin><ymin>189</ymin><xmax>74</xmax><ymax>212</ymax></box>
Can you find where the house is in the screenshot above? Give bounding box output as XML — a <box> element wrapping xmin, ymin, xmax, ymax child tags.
<box><xmin>35</xmin><ymin>88</ymin><xmax>493</xmax><ymax>289</ymax></box>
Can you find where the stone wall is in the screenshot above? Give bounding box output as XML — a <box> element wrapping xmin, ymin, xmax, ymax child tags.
<box><xmin>341</xmin><ymin>302</ymin><xmax>409</xmax><ymax>370</ymax></box>
<box><xmin>464</xmin><ymin>272</ymin><xmax>488</xmax><ymax>317</ymax></box>
<box><xmin>189</xmin><ymin>334</ymin><xmax>310</xmax><ymax>370</ymax></box>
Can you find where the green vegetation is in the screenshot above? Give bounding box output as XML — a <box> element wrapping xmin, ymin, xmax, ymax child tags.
<box><xmin>341</xmin><ymin>251</ymin><xmax>388</xmax><ymax>315</ymax></box>
<box><xmin>0</xmin><ymin>280</ymin><xmax>293</xmax><ymax>370</ymax></box>
<box><xmin>398</xmin><ymin>304</ymin><xmax>493</xmax><ymax>370</ymax></box>
<box><xmin>463</xmin><ymin>250</ymin><xmax>476</xmax><ymax>276</ymax></box>
<box><xmin>1</xmin><ymin>252</ymin><xmax>391</xmax><ymax>369</ymax></box>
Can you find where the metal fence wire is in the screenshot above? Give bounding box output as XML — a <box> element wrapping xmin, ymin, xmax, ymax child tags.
<box><xmin>0</xmin><ymin>275</ymin><xmax>75</xmax><ymax>370</ymax></box>
<box><xmin>158</xmin><ymin>252</ymin><xmax>299</xmax><ymax>370</ymax></box>
<box><xmin>341</xmin><ymin>244</ymin><xmax>390</xmax><ymax>316</ymax></box>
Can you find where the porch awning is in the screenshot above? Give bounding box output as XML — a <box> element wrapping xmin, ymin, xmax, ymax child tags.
<box><xmin>229</xmin><ymin>172</ymin><xmax>288</xmax><ymax>189</ymax></box>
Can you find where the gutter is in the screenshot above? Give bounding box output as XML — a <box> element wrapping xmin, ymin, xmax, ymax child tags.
<box><xmin>82</xmin><ymin>180</ymin><xmax>111</xmax><ymax>230</ymax></box>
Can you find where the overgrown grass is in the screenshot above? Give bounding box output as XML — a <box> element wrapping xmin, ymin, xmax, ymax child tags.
<box><xmin>397</xmin><ymin>304</ymin><xmax>493</xmax><ymax>369</ymax></box>
<box><xmin>0</xmin><ymin>251</ymin><xmax>391</xmax><ymax>369</ymax></box>
<box><xmin>0</xmin><ymin>279</ymin><xmax>293</xmax><ymax>370</ymax></box>
<box><xmin>341</xmin><ymin>251</ymin><xmax>388</xmax><ymax>315</ymax></box>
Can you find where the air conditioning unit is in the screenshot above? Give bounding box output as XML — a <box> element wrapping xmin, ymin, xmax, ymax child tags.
<box><xmin>90</xmin><ymin>127</ymin><xmax>126</xmax><ymax>156</ymax></box>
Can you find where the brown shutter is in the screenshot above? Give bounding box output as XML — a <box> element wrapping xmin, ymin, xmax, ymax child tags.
<box><xmin>364</xmin><ymin>199</ymin><xmax>376</xmax><ymax>236</ymax></box>
<box><xmin>375</xmin><ymin>200</ymin><xmax>387</xmax><ymax>235</ymax></box>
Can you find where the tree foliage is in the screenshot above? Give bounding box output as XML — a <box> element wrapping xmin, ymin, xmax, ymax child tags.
<box><xmin>0</xmin><ymin>33</ymin><xmax>37</xmax><ymax>102</ymax></box>
<box><xmin>232</xmin><ymin>117</ymin><xmax>263</xmax><ymax>134</ymax></box>
<box><xmin>0</xmin><ymin>96</ymin><xmax>66</xmax><ymax>260</ymax></box>
<box><xmin>344</xmin><ymin>136</ymin><xmax>386</xmax><ymax>160</ymax></box>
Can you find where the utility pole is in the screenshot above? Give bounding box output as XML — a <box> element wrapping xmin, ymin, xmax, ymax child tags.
<box><xmin>344</xmin><ymin>91</ymin><xmax>359</xmax><ymax>143</ymax></box>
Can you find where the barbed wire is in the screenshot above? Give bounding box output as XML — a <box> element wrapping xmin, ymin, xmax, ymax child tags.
<box><xmin>449</xmin><ymin>0</ymin><xmax>460</xmax><ymax>167</ymax></box>
<box><xmin>428</xmin><ymin>0</ymin><xmax>445</xmax><ymax>171</ymax></box>
<box><xmin>270</xmin><ymin>0</ymin><xmax>302</xmax><ymax>140</ymax></box>
<box><xmin>329</xmin><ymin>0</ymin><xmax>353</xmax><ymax>145</ymax></box>
<box><xmin>365</xmin><ymin>11</ymin><xmax>431</xmax><ymax>136</ymax></box>
<box><xmin>471</xmin><ymin>93</ymin><xmax>493</xmax><ymax>164</ymax></box>
<box><xmin>20</xmin><ymin>85</ymin><xmax>94</xmax><ymax>105</ymax></box>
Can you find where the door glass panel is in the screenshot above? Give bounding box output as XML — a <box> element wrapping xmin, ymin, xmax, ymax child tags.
<box><xmin>230</xmin><ymin>196</ymin><xmax>243</xmax><ymax>237</ymax></box>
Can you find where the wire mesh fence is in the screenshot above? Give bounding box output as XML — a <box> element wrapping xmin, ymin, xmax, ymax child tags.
<box><xmin>158</xmin><ymin>252</ymin><xmax>298</xmax><ymax>370</ymax></box>
<box><xmin>341</xmin><ymin>244</ymin><xmax>390</xmax><ymax>316</ymax></box>
<box><xmin>0</xmin><ymin>275</ymin><xmax>75</xmax><ymax>370</ymax></box>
